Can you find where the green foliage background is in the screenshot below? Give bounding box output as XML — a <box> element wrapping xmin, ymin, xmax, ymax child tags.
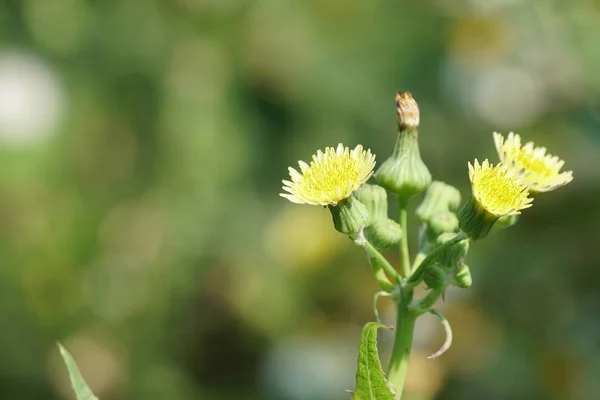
<box><xmin>0</xmin><ymin>0</ymin><xmax>598</xmax><ymax>399</ymax></box>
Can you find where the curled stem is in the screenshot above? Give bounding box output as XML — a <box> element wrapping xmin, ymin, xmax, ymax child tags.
<box><xmin>410</xmin><ymin>287</ymin><xmax>445</xmax><ymax>313</ymax></box>
<box><xmin>373</xmin><ymin>291</ymin><xmax>392</xmax><ymax>323</ymax></box>
<box><xmin>427</xmin><ymin>309</ymin><xmax>453</xmax><ymax>359</ymax></box>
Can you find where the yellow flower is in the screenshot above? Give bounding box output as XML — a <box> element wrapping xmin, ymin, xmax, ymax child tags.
<box><xmin>459</xmin><ymin>159</ymin><xmax>532</xmax><ymax>240</ymax></box>
<box><xmin>280</xmin><ymin>144</ymin><xmax>376</xmax><ymax>206</ymax></box>
<box><xmin>493</xmin><ymin>132</ymin><xmax>573</xmax><ymax>193</ymax></box>
<box><xmin>469</xmin><ymin>159</ymin><xmax>533</xmax><ymax>216</ymax></box>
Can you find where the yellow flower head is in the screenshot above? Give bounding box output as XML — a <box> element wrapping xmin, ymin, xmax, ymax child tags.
<box><xmin>280</xmin><ymin>144</ymin><xmax>376</xmax><ymax>206</ymax></box>
<box><xmin>469</xmin><ymin>159</ymin><xmax>533</xmax><ymax>217</ymax></box>
<box><xmin>493</xmin><ymin>132</ymin><xmax>573</xmax><ymax>193</ymax></box>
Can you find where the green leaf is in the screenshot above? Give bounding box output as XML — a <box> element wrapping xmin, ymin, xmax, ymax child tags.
<box><xmin>58</xmin><ymin>343</ymin><xmax>99</xmax><ymax>400</ymax></box>
<box><xmin>352</xmin><ymin>322</ymin><xmax>397</xmax><ymax>400</ymax></box>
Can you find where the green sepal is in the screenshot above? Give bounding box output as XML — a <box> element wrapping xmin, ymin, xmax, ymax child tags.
<box><xmin>458</xmin><ymin>196</ymin><xmax>500</xmax><ymax>241</ymax></box>
<box><xmin>329</xmin><ymin>195</ymin><xmax>369</xmax><ymax>235</ymax></box>
<box><xmin>375</xmin><ymin>129</ymin><xmax>432</xmax><ymax>201</ymax></box>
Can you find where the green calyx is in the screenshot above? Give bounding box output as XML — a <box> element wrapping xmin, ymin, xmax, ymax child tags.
<box><xmin>329</xmin><ymin>195</ymin><xmax>369</xmax><ymax>236</ymax></box>
<box><xmin>375</xmin><ymin>128</ymin><xmax>432</xmax><ymax>201</ymax></box>
<box><xmin>458</xmin><ymin>196</ymin><xmax>500</xmax><ymax>241</ymax></box>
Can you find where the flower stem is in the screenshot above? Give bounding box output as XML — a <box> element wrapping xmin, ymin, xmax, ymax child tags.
<box><xmin>387</xmin><ymin>300</ymin><xmax>417</xmax><ymax>398</ymax></box>
<box><xmin>399</xmin><ymin>199</ymin><xmax>411</xmax><ymax>278</ymax></box>
<box><xmin>367</xmin><ymin>254</ymin><xmax>395</xmax><ymax>292</ymax></box>
<box><xmin>356</xmin><ymin>235</ymin><xmax>401</xmax><ymax>285</ymax></box>
<box><xmin>410</xmin><ymin>287</ymin><xmax>445</xmax><ymax>313</ymax></box>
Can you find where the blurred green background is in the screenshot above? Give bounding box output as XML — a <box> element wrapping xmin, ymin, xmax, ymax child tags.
<box><xmin>0</xmin><ymin>0</ymin><xmax>599</xmax><ymax>399</ymax></box>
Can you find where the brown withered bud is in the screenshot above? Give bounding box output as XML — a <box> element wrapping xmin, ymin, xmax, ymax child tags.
<box><xmin>395</xmin><ymin>91</ymin><xmax>420</xmax><ymax>130</ymax></box>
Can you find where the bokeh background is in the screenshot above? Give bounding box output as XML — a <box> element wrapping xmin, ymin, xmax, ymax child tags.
<box><xmin>0</xmin><ymin>0</ymin><xmax>599</xmax><ymax>399</ymax></box>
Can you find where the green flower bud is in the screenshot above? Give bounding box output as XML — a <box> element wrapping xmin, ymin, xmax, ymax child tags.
<box><xmin>354</xmin><ymin>184</ymin><xmax>388</xmax><ymax>225</ymax></box>
<box><xmin>436</xmin><ymin>232</ymin><xmax>469</xmax><ymax>267</ymax></box>
<box><xmin>416</xmin><ymin>181</ymin><xmax>462</xmax><ymax>222</ymax></box>
<box><xmin>427</xmin><ymin>211</ymin><xmax>459</xmax><ymax>238</ymax></box>
<box><xmin>452</xmin><ymin>263</ymin><xmax>472</xmax><ymax>288</ymax></box>
<box><xmin>375</xmin><ymin>92</ymin><xmax>432</xmax><ymax>201</ymax></box>
<box><xmin>328</xmin><ymin>195</ymin><xmax>369</xmax><ymax>236</ymax></box>
<box><xmin>364</xmin><ymin>218</ymin><xmax>403</xmax><ymax>250</ymax></box>
<box><xmin>423</xmin><ymin>263</ymin><xmax>448</xmax><ymax>290</ymax></box>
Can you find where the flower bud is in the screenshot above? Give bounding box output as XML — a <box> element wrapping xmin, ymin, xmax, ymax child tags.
<box><xmin>416</xmin><ymin>181</ymin><xmax>462</xmax><ymax>222</ymax></box>
<box><xmin>423</xmin><ymin>263</ymin><xmax>448</xmax><ymax>290</ymax></box>
<box><xmin>354</xmin><ymin>184</ymin><xmax>388</xmax><ymax>225</ymax></box>
<box><xmin>396</xmin><ymin>90</ymin><xmax>420</xmax><ymax>130</ymax></box>
<box><xmin>364</xmin><ymin>218</ymin><xmax>403</xmax><ymax>250</ymax></box>
<box><xmin>328</xmin><ymin>195</ymin><xmax>369</xmax><ymax>236</ymax></box>
<box><xmin>426</xmin><ymin>211</ymin><xmax>459</xmax><ymax>239</ymax></box>
<box><xmin>375</xmin><ymin>91</ymin><xmax>432</xmax><ymax>201</ymax></box>
<box><xmin>452</xmin><ymin>263</ymin><xmax>472</xmax><ymax>289</ymax></box>
<box><xmin>436</xmin><ymin>232</ymin><xmax>469</xmax><ymax>267</ymax></box>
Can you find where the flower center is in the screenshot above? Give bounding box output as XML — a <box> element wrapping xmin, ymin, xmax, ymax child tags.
<box><xmin>513</xmin><ymin>149</ymin><xmax>555</xmax><ymax>177</ymax></box>
<box><xmin>303</xmin><ymin>157</ymin><xmax>360</xmax><ymax>194</ymax></box>
<box><xmin>476</xmin><ymin>167</ymin><xmax>525</xmax><ymax>213</ymax></box>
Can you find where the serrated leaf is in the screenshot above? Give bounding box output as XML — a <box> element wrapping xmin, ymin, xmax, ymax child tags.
<box><xmin>58</xmin><ymin>343</ymin><xmax>99</xmax><ymax>400</ymax></box>
<box><xmin>352</xmin><ymin>322</ymin><xmax>396</xmax><ymax>400</ymax></box>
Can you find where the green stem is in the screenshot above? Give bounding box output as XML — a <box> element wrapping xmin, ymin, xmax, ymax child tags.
<box><xmin>406</xmin><ymin>232</ymin><xmax>466</xmax><ymax>289</ymax></box>
<box><xmin>387</xmin><ymin>301</ymin><xmax>417</xmax><ymax>397</ymax></box>
<box><xmin>367</xmin><ymin>254</ymin><xmax>394</xmax><ymax>292</ymax></box>
<box><xmin>399</xmin><ymin>199</ymin><xmax>411</xmax><ymax>278</ymax></box>
<box><xmin>356</xmin><ymin>236</ymin><xmax>401</xmax><ymax>285</ymax></box>
<box><xmin>410</xmin><ymin>287</ymin><xmax>444</xmax><ymax>313</ymax></box>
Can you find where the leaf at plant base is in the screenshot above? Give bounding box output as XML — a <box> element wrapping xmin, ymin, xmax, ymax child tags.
<box><xmin>58</xmin><ymin>343</ymin><xmax>99</xmax><ymax>400</ymax></box>
<box><xmin>351</xmin><ymin>322</ymin><xmax>397</xmax><ymax>400</ymax></box>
